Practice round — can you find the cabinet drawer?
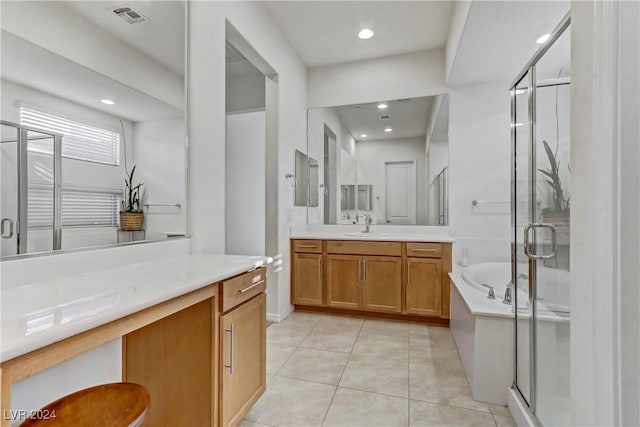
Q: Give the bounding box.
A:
[222,268,266,312]
[406,242,442,258]
[326,240,401,256]
[293,240,323,253]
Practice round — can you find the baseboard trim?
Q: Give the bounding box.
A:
[266,305,294,323]
[294,305,449,325]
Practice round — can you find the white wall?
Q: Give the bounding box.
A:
[308,49,446,108]
[448,82,511,268]
[189,2,307,321]
[356,137,427,225]
[225,111,266,256]
[133,118,187,241]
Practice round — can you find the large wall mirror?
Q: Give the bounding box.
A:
[306,95,449,226]
[0,1,187,258]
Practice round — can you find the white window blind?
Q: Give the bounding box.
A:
[20,106,121,166]
[28,187,121,228]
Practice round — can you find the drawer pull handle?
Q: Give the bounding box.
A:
[238,280,265,294]
[298,244,318,248]
[225,324,234,374]
[412,248,438,252]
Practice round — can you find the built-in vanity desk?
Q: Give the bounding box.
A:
[0,255,268,427]
[290,230,454,324]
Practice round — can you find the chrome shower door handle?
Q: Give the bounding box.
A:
[1,218,14,238]
[523,223,557,260]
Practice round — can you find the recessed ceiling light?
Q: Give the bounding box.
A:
[384,127,393,132]
[536,33,551,44]
[101,99,115,105]
[358,29,374,40]
[377,103,388,110]
[360,134,368,138]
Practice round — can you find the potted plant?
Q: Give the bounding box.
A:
[538,139,570,226]
[120,165,145,231]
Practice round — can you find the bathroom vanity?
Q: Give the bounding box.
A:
[0,255,268,427]
[291,235,453,323]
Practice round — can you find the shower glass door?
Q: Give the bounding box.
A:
[1,123,20,257]
[0,121,61,257]
[511,13,571,427]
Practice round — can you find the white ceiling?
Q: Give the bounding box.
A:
[448,1,570,86]
[333,96,434,142]
[263,1,454,67]
[1,31,184,122]
[63,1,185,76]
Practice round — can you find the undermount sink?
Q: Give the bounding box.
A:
[343,232,387,238]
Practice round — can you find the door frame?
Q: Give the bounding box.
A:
[384,160,417,224]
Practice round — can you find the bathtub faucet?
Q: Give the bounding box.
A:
[503,283,512,305]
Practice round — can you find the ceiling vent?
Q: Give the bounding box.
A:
[379,115,390,120]
[113,6,148,24]
[225,41,247,64]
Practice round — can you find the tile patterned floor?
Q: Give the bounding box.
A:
[243,311,516,427]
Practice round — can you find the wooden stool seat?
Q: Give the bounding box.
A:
[19,382,150,427]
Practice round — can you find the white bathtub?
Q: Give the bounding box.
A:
[461,261,570,314]
[450,262,570,409]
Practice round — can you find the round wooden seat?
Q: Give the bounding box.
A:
[19,382,150,427]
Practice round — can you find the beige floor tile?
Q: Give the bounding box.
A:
[301,326,361,353]
[410,400,495,427]
[409,363,490,413]
[340,354,409,398]
[489,404,511,416]
[352,332,409,361]
[278,347,349,385]
[315,314,364,331]
[246,376,336,427]
[360,318,410,338]
[267,321,315,346]
[409,323,451,339]
[266,343,296,375]
[493,414,516,427]
[323,387,409,427]
[409,335,463,369]
[282,311,325,327]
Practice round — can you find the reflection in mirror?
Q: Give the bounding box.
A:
[309,157,319,207]
[307,95,449,226]
[0,1,187,258]
[294,149,308,207]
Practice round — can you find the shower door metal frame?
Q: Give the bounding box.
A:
[509,11,571,425]
[1,120,63,255]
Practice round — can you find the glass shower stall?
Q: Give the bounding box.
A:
[510,13,571,426]
[0,120,61,257]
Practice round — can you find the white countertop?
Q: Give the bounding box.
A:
[1,254,270,362]
[290,225,455,243]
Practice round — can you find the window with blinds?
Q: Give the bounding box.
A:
[20,106,121,166]
[28,187,121,228]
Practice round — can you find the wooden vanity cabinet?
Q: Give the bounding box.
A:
[291,238,452,322]
[219,268,267,427]
[406,257,442,316]
[326,254,362,309]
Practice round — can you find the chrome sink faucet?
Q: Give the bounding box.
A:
[362,214,373,233]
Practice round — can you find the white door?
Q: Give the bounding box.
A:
[385,161,416,224]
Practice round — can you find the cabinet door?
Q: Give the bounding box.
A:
[221,293,266,427]
[362,256,402,313]
[406,257,442,316]
[326,254,362,309]
[293,253,323,306]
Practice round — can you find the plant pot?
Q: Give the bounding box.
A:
[120,212,144,231]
